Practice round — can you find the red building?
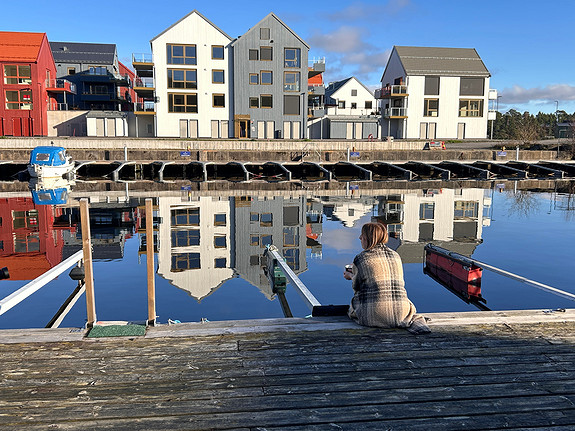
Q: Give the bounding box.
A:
[0,31,74,136]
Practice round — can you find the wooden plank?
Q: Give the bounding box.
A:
[79,199,96,326]
[145,198,156,325]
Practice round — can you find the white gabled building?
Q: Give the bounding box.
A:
[149,10,233,138]
[376,46,497,140]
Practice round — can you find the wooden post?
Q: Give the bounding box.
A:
[80,199,96,327]
[146,198,156,326]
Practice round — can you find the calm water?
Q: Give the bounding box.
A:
[1,182,574,329]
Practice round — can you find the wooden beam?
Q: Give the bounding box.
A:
[80,199,96,326]
[146,198,156,326]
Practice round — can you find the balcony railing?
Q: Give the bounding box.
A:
[134,78,154,88]
[135,102,155,112]
[46,79,76,94]
[383,107,407,118]
[133,53,153,63]
[47,103,70,111]
[375,85,408,99]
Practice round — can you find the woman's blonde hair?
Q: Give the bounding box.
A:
[361,222,388,249]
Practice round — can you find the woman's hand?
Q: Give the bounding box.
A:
[343,267,353,280]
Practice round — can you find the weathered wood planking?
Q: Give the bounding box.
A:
[0,310,574,430]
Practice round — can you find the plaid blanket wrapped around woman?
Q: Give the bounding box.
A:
[348,244,430,334]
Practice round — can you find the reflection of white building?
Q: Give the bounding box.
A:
[321,196,376,228]
[233,196,307,298]
[155,195,234,301]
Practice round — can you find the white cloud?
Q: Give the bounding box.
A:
[501,84,575,104]
[308,26,369,54]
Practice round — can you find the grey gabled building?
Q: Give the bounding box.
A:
[231,13,309,139]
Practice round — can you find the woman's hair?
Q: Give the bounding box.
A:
[361,222,388,249]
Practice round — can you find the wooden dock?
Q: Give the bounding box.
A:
[1,309,574,430]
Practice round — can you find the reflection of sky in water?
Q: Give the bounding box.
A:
[1,188,574,329]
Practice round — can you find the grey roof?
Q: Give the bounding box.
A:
[151,9,232,43]
[231,13,310,49]
[50,41,116,65]
[393,46,490,77]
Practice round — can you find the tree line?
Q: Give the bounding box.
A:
[492,109,575,141]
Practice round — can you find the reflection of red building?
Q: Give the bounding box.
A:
[0,198,73,280]
[0,31,73,136]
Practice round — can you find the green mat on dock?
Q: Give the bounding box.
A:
[87,324,146,338]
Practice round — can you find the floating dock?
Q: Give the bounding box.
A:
[0,309,574,430]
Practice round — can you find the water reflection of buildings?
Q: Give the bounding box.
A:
[154,195,235,301]
[0,197,73,280]
[320,196,376,227]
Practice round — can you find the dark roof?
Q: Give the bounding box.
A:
[50,41,116,65]
[393,46,490,77]
[325,78,352,105]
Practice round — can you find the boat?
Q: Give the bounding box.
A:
[27,146,75,179]
[29,176,74,205]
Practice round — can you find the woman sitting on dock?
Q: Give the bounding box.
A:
[343,222,430,334]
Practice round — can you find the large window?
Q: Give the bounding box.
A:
[419,203,435,220]
[284,48,301,67]
[460,77,484,96]
[168,93,198,113]
[260,71,272,85]
[171,252,200,271]
[424,99,439,117]
[261,95,273,108]
[167,44,196,65]
[284,95,300,115]
[167,69,197,89]
[212,70,224,84]
[171,230,200,247]
[212,45,224,60]
[212,94,225,108]
[5,90,32,110]
[424,76,440,95]
[284,72,300,92]
[454,201,479,218]
[459,99,483,117]
[171,208,199,226]
[260,46,273,61]
[4,65,31,84]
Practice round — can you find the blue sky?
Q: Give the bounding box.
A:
[4,0,574,114]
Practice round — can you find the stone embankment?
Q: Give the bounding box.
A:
[0,136,568,162]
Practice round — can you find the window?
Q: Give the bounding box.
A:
[249,255,260,266]
[171,208,199,226]
[167,44,196,65]
[214,258,227,268]
[284,71,300,91]
[425,76,440,95]
[249,49,259,60]
[419,203,435,220]
[168,93,198,113]
[338,101,345,109]
[351,89,357,96]
[283,248,300,270]
[88,66,107,75]
[365,101,372,110]
[212,94,225,108]
[284,48,300,67]
[167,69,197,89]
[171,229,200,247]
[214,214,226,226]
[454,201,479,218]
[249,73,259,85]
[5,90,32,110]
[212,70,224,84]
[67,67,76,75]
[261,234,272,247]
[260,46,273,61]
[250,234,260,246]
[261,94,273,108]
[260,71,272,85]
[284,95,300,115]
[260,28,270,40]
[460,78,484,96]
[351,103,357,109]
[250,212,259,222]
[212,45,224,59]
[459,99,483,117]
[424,99,439,117]
[12,210,38,229]
[214,235,227,248]
[283,227,299,247]
[4,65,31,84]
[260,213,273,227]
[249,97,259,108]
[171,252,200,271]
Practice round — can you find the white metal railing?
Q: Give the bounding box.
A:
[0,250,84,316]
[384,107,407,117]
[488,89,498,99]
[47,103,69,111]
[133,53,153,63]
[135,102,155,112]
[135,78,154,88]
[308,57,325,65]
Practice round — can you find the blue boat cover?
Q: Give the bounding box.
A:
[29,146,68,166]
[31,188,68,205]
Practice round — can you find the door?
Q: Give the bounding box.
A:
[355,122,363,139]
[457,123,465,139]
[266,121,274,138]
[257,121,265,139]
[221,121,228,138]
[429,122,436,139]
[179,120,188,138]
[293,121,301,139]
[283,122,291,139]
[211,120,219,138]
[346,123,353,139]
[419,122,428,139]
[106,118,116,137]
[96,118,105,137]
[189,120,198,138]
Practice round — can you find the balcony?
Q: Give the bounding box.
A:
[132,53,154,78]
[134,78,155,98]
[383,107,407,118]
[47,103,71,111]
[134,101,155,115]
[375,85,408,99]
[308,57,325,78]
[308,85,325,96]
[46,79,76,94]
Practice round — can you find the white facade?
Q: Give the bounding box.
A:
[379,47,494,140]
[151,11,233,138]
[326,77,377,116]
